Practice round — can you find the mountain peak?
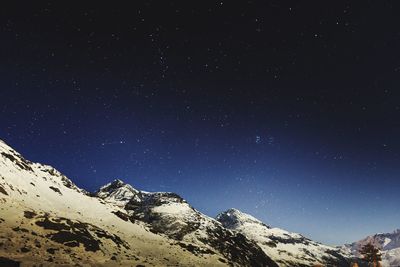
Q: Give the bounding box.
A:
[98,179,131,191]
[216,208,269,229]
[110,178,126,186]
[392,229,400,234]
[95,179,140,205]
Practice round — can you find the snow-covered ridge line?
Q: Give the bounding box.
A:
[5,137,400,266]
[216,208,352,266]
[0,138,278,266]
[0,139,87,195]
[4,138,383,266]
[94,177,354,266]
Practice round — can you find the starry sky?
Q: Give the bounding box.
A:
[1,1,400,245]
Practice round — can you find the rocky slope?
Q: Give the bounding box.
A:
[217,208,352,267]
[343,229,400,267]
[0,139,277,266]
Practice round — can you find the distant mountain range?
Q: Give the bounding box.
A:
[0,139,397,266]
[343,229,400,267]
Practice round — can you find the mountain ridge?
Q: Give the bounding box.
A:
[0,138,381,266]
[0,139,277,266]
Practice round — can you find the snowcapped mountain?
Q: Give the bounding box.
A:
[344,230,400,267]
[3,138,375,266]
[0,139,277,266]
[217,208,352,267]
[95,179,141,206]
[94,179,277,266]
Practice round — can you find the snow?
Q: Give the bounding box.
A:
[381,247,400,267]
[152,202,192,215]
[217,208,350,266]
[344,229,400,267]
[222,208,267,225]
[0,139,228,266]
[8,138,395,266]
[383,237,392,248]
[96,179,140,202]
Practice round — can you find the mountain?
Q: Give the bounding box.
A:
[217,208,352,267]
[343,229,400,267]
[1,138,368,266]
[94,179,278,266]
[0,139,277,266]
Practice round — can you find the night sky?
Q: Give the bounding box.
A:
[2,1,400,245]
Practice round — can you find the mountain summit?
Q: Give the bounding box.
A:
[95,179,141,206]
[216,208,271,229]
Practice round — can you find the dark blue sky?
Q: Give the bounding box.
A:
[1,1,400,244]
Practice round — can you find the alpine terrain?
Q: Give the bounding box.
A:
[343,229,400,267]
[0,139,361,266]
[217,209,351,267]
